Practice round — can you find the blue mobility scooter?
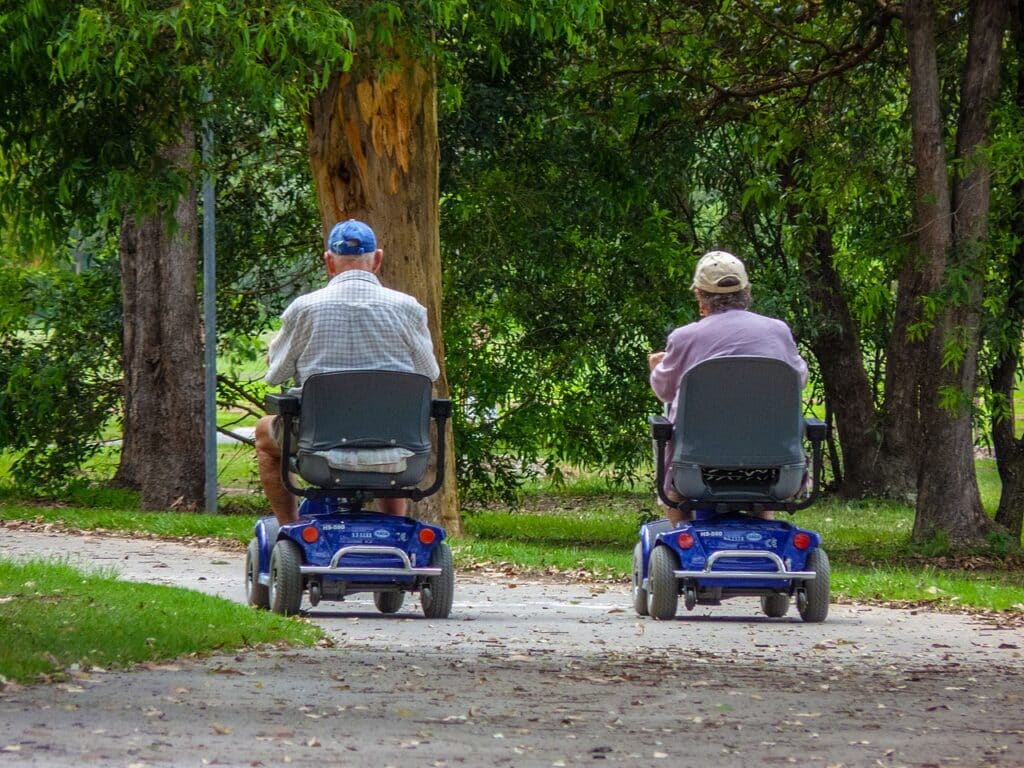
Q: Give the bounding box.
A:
[245,370,454,618]
[634,356,830,622]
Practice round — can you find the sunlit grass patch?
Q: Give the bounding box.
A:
[834,564,1024,611]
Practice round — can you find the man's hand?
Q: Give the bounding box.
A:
[648,351,666,371]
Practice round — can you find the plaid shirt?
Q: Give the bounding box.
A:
[266,270,439,387]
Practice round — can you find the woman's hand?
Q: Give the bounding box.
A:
[648,351,666,371]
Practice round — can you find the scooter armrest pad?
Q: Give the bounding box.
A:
[266,393,301,417]
[804,417,827,442]
[649,414,673,442]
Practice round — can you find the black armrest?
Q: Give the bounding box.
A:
[265,392,301,417]
[431,398,452,419]
[649,414,673,442]
[804,417,827,441]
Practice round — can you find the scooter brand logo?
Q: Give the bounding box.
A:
[373,529,391,539]
[745,532,763,542]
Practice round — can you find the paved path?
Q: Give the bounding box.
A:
[1,528,1022,767]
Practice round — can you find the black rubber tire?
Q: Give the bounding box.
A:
[420,542,454,619]
[760,592,789,618]
[798,548,830,623]
[632,542,649,616]
[646,545,679,620]
[374,590,405,614]
[269,539,304,616]
[245,537,270,609]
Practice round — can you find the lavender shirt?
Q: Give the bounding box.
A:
[650,309,808,423]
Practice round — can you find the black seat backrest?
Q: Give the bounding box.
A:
[296,370,432,454]
[291,370,433,490]
[671,356,805,502]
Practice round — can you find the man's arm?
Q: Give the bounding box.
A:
[407,304,440,381]
[265,305,305,386]
[778,321,809,388]
[649,328,689,404]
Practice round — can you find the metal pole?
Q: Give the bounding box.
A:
[202,98,218,514]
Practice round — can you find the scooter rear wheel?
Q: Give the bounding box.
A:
[269,539,304,616]
[421,542,454,619]
[646,545,679,620]
[798,548,830,623]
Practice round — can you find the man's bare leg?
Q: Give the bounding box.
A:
[255,415,298,525]
[663,486,694,526]
[663,504,694,527]
[377,497,408,516]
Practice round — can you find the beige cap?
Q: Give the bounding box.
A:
[691,251,750,294]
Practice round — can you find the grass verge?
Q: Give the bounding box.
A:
[0,558,321,685]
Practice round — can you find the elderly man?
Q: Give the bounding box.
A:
[254,219,439,524]
[648,250,808,524]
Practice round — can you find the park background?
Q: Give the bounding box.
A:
[2,0,1024,658]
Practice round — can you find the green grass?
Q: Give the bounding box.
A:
[0,558,321,684]
[834,564,1024,611]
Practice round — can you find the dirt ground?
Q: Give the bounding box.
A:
[1,527,1023,767]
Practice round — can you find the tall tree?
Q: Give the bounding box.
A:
[114,128,204,508]
[306,53,458,529]
[905,0,1009,543]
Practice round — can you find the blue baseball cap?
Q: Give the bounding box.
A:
[327,219,377,256]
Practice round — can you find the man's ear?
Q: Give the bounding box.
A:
[370,249,384,273]
[323,251,338,277]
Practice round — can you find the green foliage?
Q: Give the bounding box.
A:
[0,0,357,250]
[0,256,122,490]
[438,0,912,501]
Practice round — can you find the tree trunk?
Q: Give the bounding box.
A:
[305,55,461,534]
[801,227,883,497]
[990,0,1024,543]
[116,126,205,511]
[992,354,1024,540]
[880,0,955,506]
[909,0,1007,543]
